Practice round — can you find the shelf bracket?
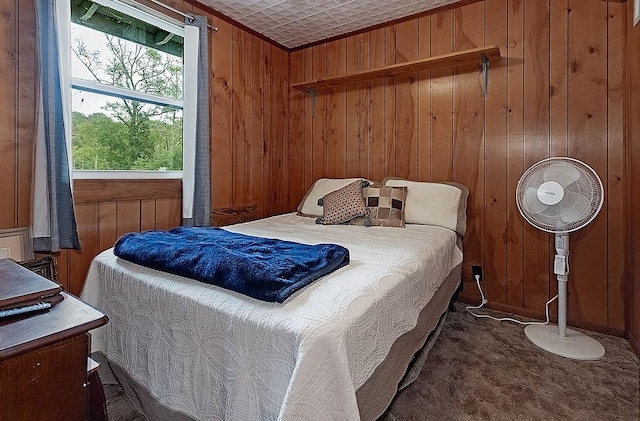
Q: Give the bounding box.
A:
[303,88,316,114]
[481,53,490,99]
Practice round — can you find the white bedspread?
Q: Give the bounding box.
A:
[81,213,463,421]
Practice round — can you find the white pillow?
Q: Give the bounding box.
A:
[297,178,370,217]
[383,179,467,235]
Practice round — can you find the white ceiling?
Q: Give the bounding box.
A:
[193,0,462,49]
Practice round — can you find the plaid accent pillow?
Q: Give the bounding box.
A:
[315,180,370,225]
[350,186,407,228]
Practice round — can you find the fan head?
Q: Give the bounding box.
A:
[516,157,604,233]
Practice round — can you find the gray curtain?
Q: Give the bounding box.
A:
[33,0,80,251]
[183,15,211,227]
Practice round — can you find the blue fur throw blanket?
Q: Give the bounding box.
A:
[113,227,350,303]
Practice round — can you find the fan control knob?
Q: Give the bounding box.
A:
[537,181,564,205]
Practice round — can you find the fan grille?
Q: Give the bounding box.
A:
[516,157,604,233]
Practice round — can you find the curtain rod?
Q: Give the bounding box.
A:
[145,0,218,31]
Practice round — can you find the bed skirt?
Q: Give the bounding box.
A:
[95,261,462,421]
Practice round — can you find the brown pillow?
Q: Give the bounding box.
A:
[315,180,370,225]
[350,186,407,228]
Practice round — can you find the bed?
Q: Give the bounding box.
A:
[80,179,468,421]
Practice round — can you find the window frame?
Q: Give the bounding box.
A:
[69,0,188,179]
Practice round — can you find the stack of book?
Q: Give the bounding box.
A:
[0,258,63,322]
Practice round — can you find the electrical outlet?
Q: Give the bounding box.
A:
[472,265,482,280]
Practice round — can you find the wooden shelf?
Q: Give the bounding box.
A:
[291,45,501,92]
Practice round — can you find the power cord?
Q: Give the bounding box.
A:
[465,274,558,326]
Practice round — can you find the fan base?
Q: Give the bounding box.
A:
[524,324,605,360]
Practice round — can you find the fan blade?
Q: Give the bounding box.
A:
[523,187,548,215]
[544,163,581,188]
[559,191,591,223]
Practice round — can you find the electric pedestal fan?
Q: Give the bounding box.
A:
[516,157,605,360]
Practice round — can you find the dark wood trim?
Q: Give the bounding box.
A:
[458,297,627,338]
[73,179,182,203]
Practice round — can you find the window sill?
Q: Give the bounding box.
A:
[73,170,182,180]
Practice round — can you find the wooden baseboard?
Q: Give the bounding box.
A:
[457,295,626,338]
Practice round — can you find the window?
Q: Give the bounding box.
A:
[70,0,186,178]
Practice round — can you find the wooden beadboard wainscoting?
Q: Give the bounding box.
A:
[288,0,626,335]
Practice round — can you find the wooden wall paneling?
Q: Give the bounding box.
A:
[16,0,35,228]
[567,0,609,326]
[140,199,156,231]
[271,45,285,214]
[155,197,181,229]
[262,43,273,216]
[326,39,348,178]
[69,203,99,296]
[98,202,118,253]
[281,49,296,212]
[484,0,509,305]
[302,48,314,190]
[311,44,327,183]
[289,49,305,210]
[627,0,640,355]
[358,33,371,179]
[56,250,70,292]
[522,0,551,313]
[232,26,247,207]
[0,0,17,228]
[506,0,525,309]
[345,35,361,178]
[281,47,290,212]
[548,0,569,311]
[384,26,396,177]
[244,32,254,210]
[430,11,454,182]
[251,38,266,218]
[606,2,626,330]
[393,20,419,180]
[211,19,234,209]
[453,2,485,301]
[116,201,141,237]
[368,29,386,182]
[549,1,569,158]
[417,16,432,182]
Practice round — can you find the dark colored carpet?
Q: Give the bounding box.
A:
[104,303,639,420]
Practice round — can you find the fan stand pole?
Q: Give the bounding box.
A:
[524,233,605,360]
[557,233,568,339]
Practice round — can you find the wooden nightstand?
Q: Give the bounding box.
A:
[0,261,108,420]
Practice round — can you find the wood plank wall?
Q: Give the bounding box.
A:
[626,0,640,355]
[288,0,627,335]
[0,0,35,232]
[2,0,290,296]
